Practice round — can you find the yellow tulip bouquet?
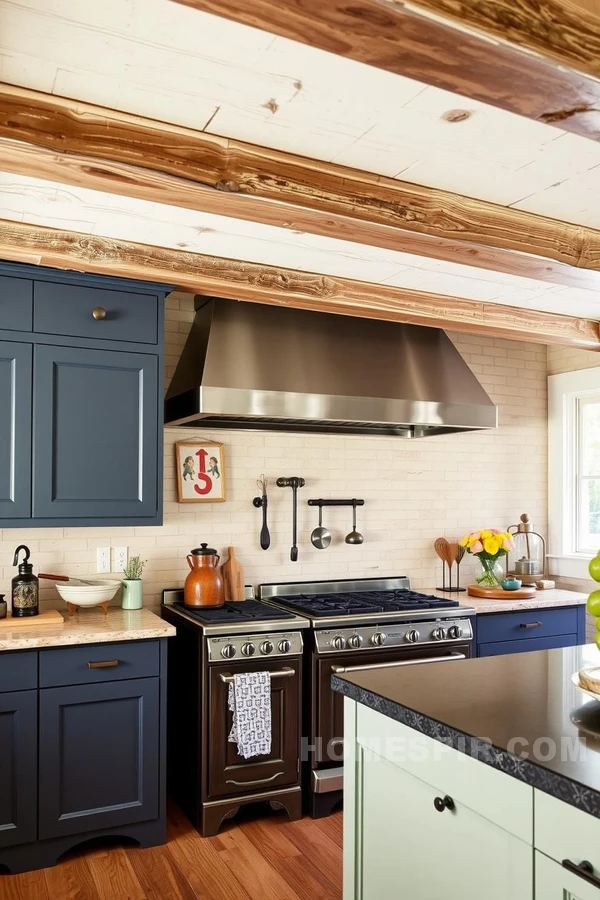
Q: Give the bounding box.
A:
[460,529,514,587]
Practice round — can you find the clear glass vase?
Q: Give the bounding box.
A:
[475,556,505,587]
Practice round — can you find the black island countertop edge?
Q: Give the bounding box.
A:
[332,669,600,819]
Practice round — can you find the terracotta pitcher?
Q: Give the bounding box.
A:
[184,544,225,607]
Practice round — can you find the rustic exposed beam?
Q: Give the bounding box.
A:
[172,0,600,142]
[1,86,600,293]
[0,218,597,349]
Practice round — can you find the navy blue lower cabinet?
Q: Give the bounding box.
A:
[38,678,160,840]
[0,691,37,849]
[475,605,586,657]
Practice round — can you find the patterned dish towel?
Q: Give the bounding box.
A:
[228,671,272,759]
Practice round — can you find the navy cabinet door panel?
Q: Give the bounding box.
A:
[0,691,37,848]
[39,678,159,839]
[476,608,579,644]
[0,341,32,518]
[34,282,158,344]
[0,277,33,332]
[0,652,37,693]
[478,634,578,657]
[33,344,158,519]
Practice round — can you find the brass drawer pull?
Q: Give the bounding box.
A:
[92,306,107,320]
[88,659,119,669]
[226,772,284,787]
[219,667,295,684]
[519,621,542,629]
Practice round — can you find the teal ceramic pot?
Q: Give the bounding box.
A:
[121,579,143,609]
[501,577,522,591]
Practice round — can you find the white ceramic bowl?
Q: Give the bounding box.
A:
[55,580,121,608]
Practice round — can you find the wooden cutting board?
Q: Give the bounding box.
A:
[467,584,536,599]
[222,547,245,601]
[0,609,64,628]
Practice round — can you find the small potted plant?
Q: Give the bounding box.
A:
[121,556,146,610]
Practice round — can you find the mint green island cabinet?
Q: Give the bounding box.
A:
[334,644,600,900]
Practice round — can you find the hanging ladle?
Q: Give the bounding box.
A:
[311,506,332,550]
[345,500,364,545]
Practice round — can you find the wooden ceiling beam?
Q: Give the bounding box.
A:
[172,0,600,142]
[0,218,597,349]
[1,85,600,293]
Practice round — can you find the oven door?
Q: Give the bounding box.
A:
[313,643,471,766]
[207,657,301,798]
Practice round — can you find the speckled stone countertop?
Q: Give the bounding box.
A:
[0,607,175,651]
[422,586,588,614]
[333,643,600,818]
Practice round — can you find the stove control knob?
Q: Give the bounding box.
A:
[241,642,256,657]
[370,632,387,647]
[332,635,346,651]
[348,634,363,649]
[260,640,274,655]
[405,629,420,644]
[221,643,237,659]
[447,625,463,640]
[278,639,292,653]
[432,627,446,641]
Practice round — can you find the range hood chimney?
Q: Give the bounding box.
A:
[164,298,497,437]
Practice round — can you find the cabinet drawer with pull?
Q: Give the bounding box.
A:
[536,850,600,899]
[535,790,600,878]
[40,640,160,687]
[34,282,159,345]
[477,607,579,645]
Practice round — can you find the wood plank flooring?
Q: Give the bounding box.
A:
[0,804,343,900]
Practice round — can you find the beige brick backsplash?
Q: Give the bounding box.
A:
[547,346,600,375]
[0,294,552,609]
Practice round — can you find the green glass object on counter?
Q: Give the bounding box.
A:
[12,544,39,617]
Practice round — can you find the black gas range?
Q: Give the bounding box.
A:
[258,576,475,818]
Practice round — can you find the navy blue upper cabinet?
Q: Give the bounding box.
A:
[33,345,159,520]
[0,262,168,528]
[0,276,33,332]
[0,341,33,519]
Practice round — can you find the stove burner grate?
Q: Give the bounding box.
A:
[272,589,460,617]
[173,600,296,624]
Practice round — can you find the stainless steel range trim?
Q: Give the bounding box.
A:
[207,632,304,662]
[219,667,296,683]
[259,576,412,597]
[331,652,466,674]
[313,768,344,794]
[313,618,473,652]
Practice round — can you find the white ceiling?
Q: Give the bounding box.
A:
[4,170,600,318]
[1,0,600,322]
[2,0,600,224]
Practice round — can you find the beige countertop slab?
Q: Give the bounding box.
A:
[423,587,589,614]
[0,607,175,651]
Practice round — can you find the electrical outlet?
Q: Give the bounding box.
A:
[113,546,128,572]
[96,547,111,574]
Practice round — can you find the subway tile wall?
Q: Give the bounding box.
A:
[547,345,600,376]
[0,293,548,609]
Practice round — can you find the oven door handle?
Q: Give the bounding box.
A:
[219,667,295,684]
[331,652,466,674]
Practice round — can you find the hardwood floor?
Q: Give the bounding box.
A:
[0,805,343,900]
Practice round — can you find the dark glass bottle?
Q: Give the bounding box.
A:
[12,545,39,617]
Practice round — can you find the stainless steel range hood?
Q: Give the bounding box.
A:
[164,298,497,437]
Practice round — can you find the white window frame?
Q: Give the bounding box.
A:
[548,365,600,578]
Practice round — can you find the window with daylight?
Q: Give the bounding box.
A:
[548,367,600,578]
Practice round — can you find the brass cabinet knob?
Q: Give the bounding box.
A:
[92,307,107,320]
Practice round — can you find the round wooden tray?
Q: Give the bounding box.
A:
[467,584,536,599]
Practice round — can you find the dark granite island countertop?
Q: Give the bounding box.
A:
[332,643,600,818]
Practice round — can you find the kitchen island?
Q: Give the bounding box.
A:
[333,643,600,899]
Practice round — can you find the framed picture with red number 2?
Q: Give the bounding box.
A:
[175,439,226,503]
